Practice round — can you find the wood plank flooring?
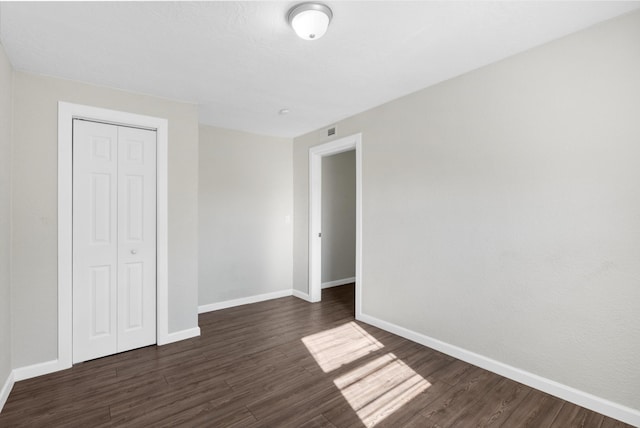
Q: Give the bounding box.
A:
[0,284,632,427]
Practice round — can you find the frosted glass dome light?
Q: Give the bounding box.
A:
[288,3,333,41]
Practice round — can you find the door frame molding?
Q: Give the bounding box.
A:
[58,101,169,369]
[308,133,363,319]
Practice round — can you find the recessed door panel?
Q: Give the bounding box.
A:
[91,173,112,244]
[91,136,112,161]
[73,120,156,363]
[123,262,143,331]
[125,175,144,242]
[124,139,144,164]
[90,265,112,337]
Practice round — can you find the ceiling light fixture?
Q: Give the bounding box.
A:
[288,3,333,41]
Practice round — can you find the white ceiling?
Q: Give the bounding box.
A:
[1,1,639,138]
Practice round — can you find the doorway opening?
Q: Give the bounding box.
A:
[321,149,356,308]
[308,133,362,319]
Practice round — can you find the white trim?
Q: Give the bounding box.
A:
[58,102,170,369]
[358,312,640,427]
[354,138,363,320]
[309,150,322,303]
[309,134,363,319]
[0,371,14,412]
[12,359,61,382]
[159,327,201,345]
[293,289,313,302]
[198,289,293,313]
[322,277,356,289]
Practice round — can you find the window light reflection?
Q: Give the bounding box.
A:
[334,353,431,427]
[301,321,383,373]
[302,322,431,427]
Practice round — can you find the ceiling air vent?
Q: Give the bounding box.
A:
[327,127,336,136]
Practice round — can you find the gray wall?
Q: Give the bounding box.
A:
[321,150,356,284]
[293,11,640,410]
[199,125,293,305]
[0,42,12,393]
[11,72,199,368]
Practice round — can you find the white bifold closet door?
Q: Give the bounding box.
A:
[72,119,157,364]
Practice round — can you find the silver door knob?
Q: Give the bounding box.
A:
[131,249,137,255]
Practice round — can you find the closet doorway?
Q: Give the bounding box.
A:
[56,102,170,374]
[72,119,157,363]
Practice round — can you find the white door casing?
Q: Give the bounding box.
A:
[72,119,156,363]
[308,133,363,318]
[54,102,170,378]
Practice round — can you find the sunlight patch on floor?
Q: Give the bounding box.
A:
[302,322,430,427]
[301,321,384,373]
[334,353,431,427]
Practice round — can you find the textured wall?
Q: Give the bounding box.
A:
[199,125,293,305]
[293,11,640,410]
[321,150,356,284]
[11,72,199,367]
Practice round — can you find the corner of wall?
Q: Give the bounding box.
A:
[0,371,14,413]
[0,38,15,414]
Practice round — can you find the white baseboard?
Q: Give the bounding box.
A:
[198,289,293,314]
[13,359,64,382]
[322,277,356,289]
[0,370,14,413]
[5,330,200,404]
[358,312,640,427]
[158,327,201,345]
[292,289,312,302]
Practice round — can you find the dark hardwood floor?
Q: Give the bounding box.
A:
[0,284,631,427]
